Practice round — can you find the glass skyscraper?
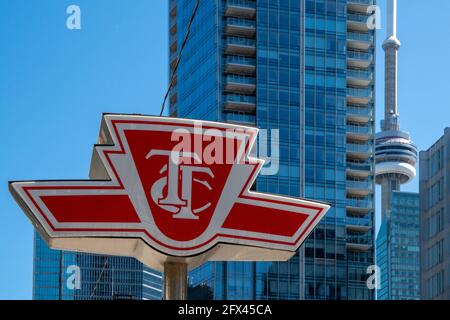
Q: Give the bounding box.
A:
[376,191,420,300]
[33,232,163,300]
[169,0,375,299]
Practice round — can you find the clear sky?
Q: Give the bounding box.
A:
[1,0,449,299]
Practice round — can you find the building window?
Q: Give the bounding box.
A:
[429,148,443,177]
[425,240,444,270]
[426,209,444,239]
[426,270,445,299]
[428,179,444,209]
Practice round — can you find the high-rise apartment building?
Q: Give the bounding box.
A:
[419,128,450,300]
[33,232,163,300]
[376,191,420,300]
[169,0,376,299]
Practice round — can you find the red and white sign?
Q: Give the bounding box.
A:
[10,114,329,270]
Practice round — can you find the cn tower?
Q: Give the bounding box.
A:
[375,0,417,218]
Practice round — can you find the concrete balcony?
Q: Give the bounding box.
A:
[348,0,374,14]
[347,243,372,251]
[169,0,177,13]
[347,69,373,87]
[347,13,370,32]
[347,105,372,123]
[346,161,372,179]
[347,32,373,50]
[224,75,256,94]
[346,197,372,215]
[346,179,372,197]
[169,92,177,105]
[346,216,372,233]
[347,50,373,69]
[224,56,256,75]
[169,17,177,35]
[170,39,177,55]
[169,56,178,74]
[224,0,256,19]
[224,17,256,37]
[346,124,373,141]
[346,143,372,161]
[223,94,256,113]
[347,87,373,105]
[224,37,256,57]
[346,235,372,251]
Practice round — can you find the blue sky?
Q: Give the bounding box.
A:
[1,0,449,299]
[373,0,450,235]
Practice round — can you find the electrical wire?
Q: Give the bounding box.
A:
[160,0,200,116]
[88,0,200,299]
[89,256,109,299]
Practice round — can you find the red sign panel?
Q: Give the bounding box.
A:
[10,114,329,268]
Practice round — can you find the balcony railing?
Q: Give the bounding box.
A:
[223,112,256,125]
[347,124,373,136]
[346,198,373,209]
[225,75,256,85]
[224,75,256,94]
[347,105,372,118]
[347,32,373,43]
[223,94,256,113]
[226,0,256,9]
[226,56,256,66]
[226,17,256,28]
[347,162,372,172]
[347,69,373,80]
[347,87,373,102]
[346,179,372,190]
[347,13,370,24]
[347,235,372,245]
[346,216,372,228]
[224,94,256,104]
[225,36,256,47]
[224,17,256,37]
[348,0,373,5]
[347,50,372,61]
[224,37,256,56]
[347,143,371,154]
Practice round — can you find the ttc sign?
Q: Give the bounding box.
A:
[10,114,329,270]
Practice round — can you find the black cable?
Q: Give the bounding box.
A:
[90,256,109,298]
[160,0,200,116]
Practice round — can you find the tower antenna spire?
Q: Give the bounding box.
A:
[383,0,401,130]
[375,0,417,218]
[387,0,398,39]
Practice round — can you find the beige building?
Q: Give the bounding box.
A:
[419,127,450,299]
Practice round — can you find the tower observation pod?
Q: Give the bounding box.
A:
[375,0,417,218]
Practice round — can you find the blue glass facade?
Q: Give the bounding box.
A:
[33,232,163,300]
[376,191,420,300]
[170,0,375,300]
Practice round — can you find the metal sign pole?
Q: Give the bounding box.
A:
[164,262,188,300]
